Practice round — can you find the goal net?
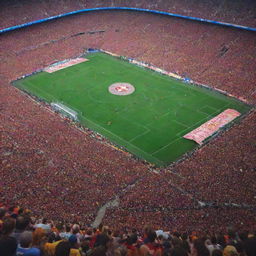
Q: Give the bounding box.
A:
[51,102,78,121]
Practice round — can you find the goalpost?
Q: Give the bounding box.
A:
[51,102,78,121]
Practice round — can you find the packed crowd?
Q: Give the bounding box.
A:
[103,164,256,232]
[1,11,255,104]
[1,0,256,243]
[1,205,256,256]
[1,0,256,30]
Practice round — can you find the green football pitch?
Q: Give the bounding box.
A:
[14,52,250,166]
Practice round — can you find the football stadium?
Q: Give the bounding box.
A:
[0,1,256,255]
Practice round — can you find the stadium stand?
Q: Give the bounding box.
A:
[0,0,256,251]
[1,0,256,29]
[0,205,256,256]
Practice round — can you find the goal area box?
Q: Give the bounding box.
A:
[51,102,78,121]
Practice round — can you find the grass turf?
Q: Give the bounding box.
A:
[14,52,251,166]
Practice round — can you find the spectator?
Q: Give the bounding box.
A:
[0,217,17,256]
[92,233,112,255]
[216,234,226,250]
[12,215,30,244]
[227,230,239,247]
[193,239,210,256]
[162,237,172,256]
[16,231,40,256]
[223,245,238,256]
[43,232,63,256]
[171,237,183,249]
[211,249,222,256]
[35,218,51,231]
[0,208,7,232]
[205,239,215,256]
[170,247,189,256]
[243,232,256,256]
[32,228,47,250]
[59,224,72,240]
[124,233,139,256]
[139,230,162,256]
[170,236,188,256]
[88,245,108,256]
[55,241,71,256]
[210,236,221,251]
[68,234,81,256]
[181,233,191,254]
[71,224,83,244]
[114,245,128,256]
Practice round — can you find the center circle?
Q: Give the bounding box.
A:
[108,83,135,96]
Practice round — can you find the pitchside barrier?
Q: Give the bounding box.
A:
[0,7,256,34]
